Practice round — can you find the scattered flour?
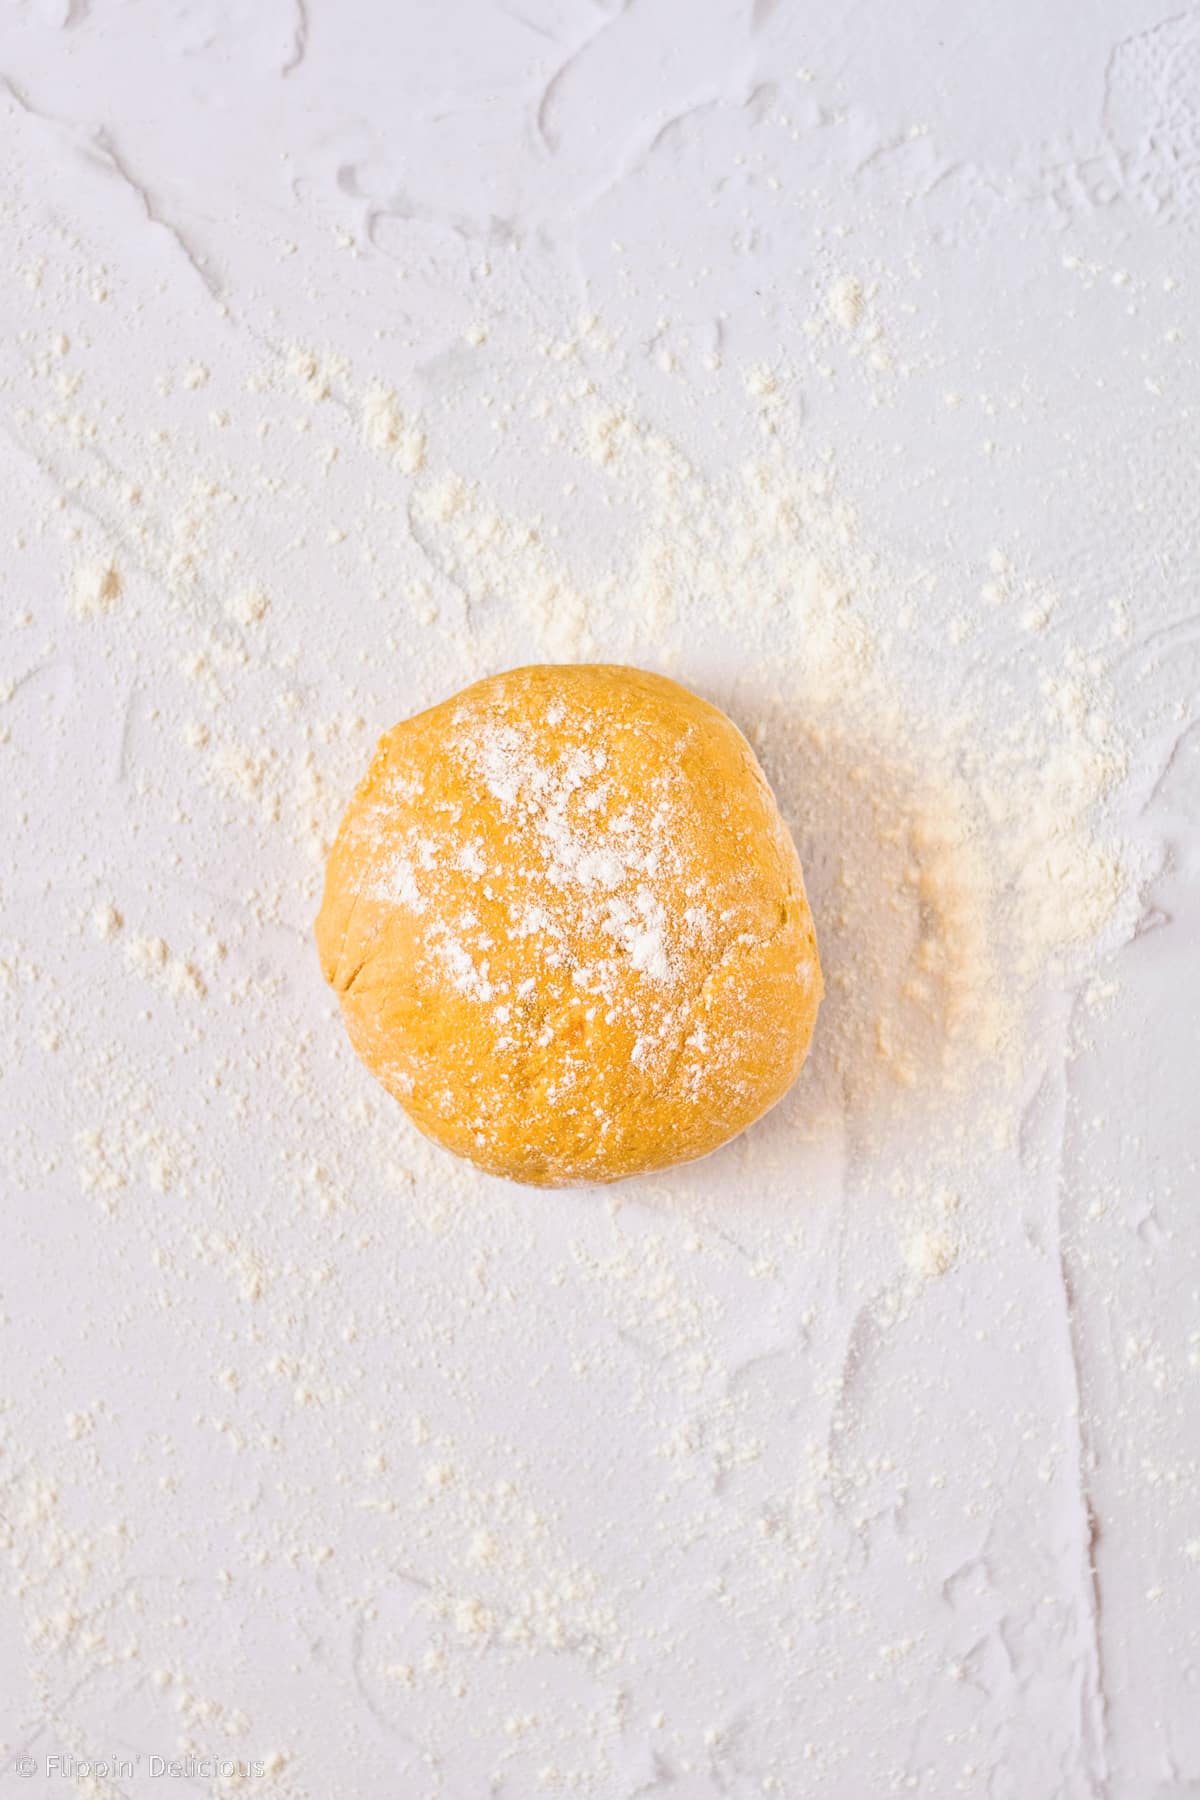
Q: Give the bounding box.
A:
[89,901,122,940]
[225,584,271,627]
[905,1227,959,1280]
[362,383,427,473]
[70,557,122,618]
[826,274,865,332]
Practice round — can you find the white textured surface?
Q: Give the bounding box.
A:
[1,3,1199,1797]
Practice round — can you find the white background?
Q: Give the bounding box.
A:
[1,2,1198,1797]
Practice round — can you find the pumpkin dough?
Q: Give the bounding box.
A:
[315,664,822,1186]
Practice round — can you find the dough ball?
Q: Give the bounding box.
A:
[316,664,822,1186]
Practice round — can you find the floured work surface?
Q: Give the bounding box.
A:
[0,2,1197,1795]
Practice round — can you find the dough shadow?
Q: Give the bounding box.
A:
[705,686,1006,1182]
